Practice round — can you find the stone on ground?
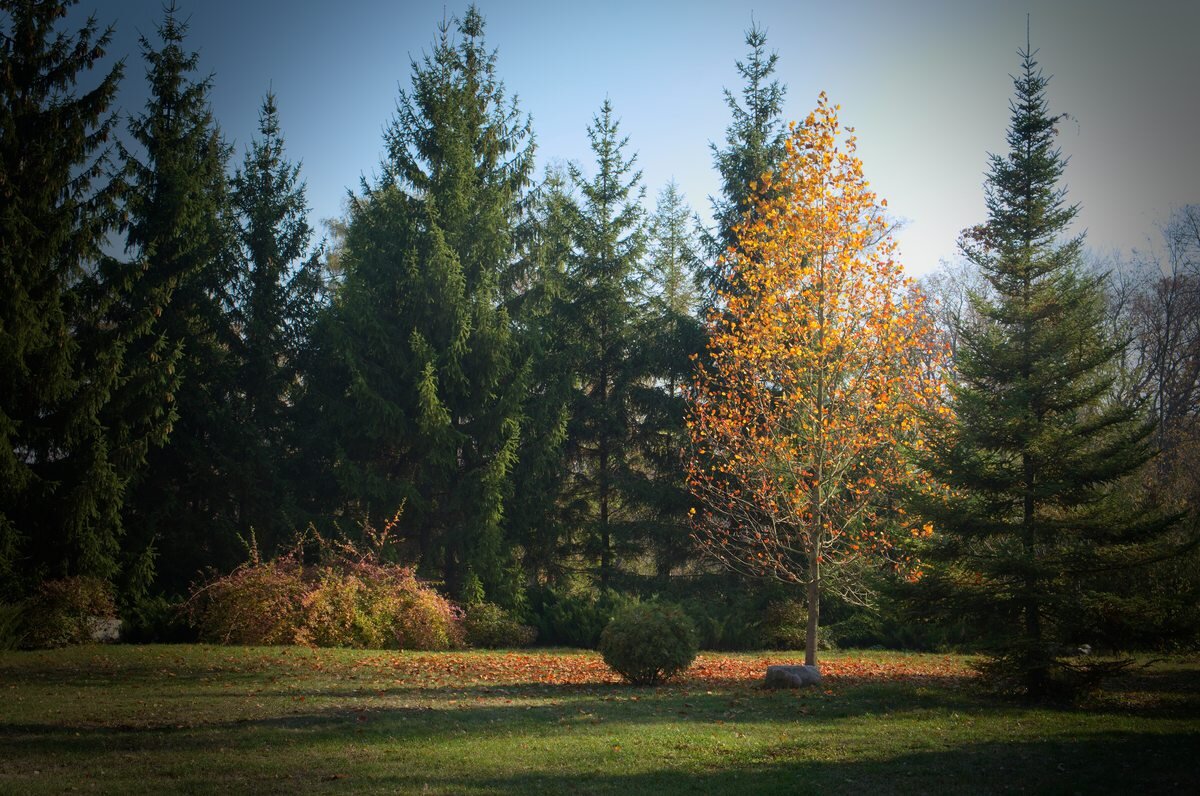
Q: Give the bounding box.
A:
[763,664,821,688]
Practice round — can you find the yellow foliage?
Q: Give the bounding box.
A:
[686,92,950,587]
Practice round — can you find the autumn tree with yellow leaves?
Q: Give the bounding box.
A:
[686,94,948,668]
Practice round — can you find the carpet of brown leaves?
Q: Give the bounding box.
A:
[332,650,974,689]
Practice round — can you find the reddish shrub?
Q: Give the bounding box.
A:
[188,515,462,650]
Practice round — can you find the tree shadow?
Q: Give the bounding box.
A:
[0,668,1171,759]
[362,731,1200,795]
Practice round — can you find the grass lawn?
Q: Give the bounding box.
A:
[1,645,1196,794]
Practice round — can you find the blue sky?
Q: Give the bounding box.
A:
[76,0,1199,275]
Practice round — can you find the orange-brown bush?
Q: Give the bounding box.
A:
[187,515,462,650]
[189,555,307,645]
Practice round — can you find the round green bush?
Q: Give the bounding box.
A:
[599,602,698,685]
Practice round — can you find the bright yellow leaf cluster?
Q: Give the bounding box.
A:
[686,93,950,589]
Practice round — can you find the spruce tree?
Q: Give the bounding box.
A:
[0,0,172,595]
[504,167,577,584]
[634,181,704,576]
[644,182,702,321]
[119,4,242,595]
[703,22,787,304]
[317,6,531,597]
[913,39,1177,697]
[564,100,647,588]
[229,92,323,554]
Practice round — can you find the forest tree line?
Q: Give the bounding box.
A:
[3,1,1197,660]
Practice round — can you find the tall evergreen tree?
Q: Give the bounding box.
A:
[119,4,242,595]
[0,0,173,596]
[703,22,787,304]
[315,6,532,597]
[634,181,704,576]
[504,167,577,584]
[229,92,323,554]
[913,38,1178,697]
[564,100,647,589]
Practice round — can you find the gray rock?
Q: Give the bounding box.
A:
[88,617,121,643]
[763,664,821,689]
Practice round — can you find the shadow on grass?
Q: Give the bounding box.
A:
[0,669,1176,759]
[361,731,1200,795]
[0,672,992,764]
[1100,664,1200,695]
[0,647,299,685]
[6,726,1181,795]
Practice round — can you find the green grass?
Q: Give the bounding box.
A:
[1,645,1196,794]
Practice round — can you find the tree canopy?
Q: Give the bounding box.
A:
[687,94,946,666]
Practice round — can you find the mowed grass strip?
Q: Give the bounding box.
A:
[0,646,1196,794]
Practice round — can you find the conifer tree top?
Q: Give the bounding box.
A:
[966,36,1081,284]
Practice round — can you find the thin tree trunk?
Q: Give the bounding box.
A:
[808,249,825,669]
[805,570,820,667]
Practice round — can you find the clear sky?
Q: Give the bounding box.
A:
[74,0,1199,276]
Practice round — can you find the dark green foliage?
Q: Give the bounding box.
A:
[632,181,705,576]
[762,598,813,651]
[847,580,984,652]
[913,40,1182,698]
[0,0,173,598]
[22,575,117,648]
[229,92,324,555]
[972,643,1141,704]
[525,585,636,649]
[463,601,536,648]
[679,593,837,652]
[599,601,698,684]
[311,6,531,597]
[118,5,242,596]
[120,595,195,644]
[703,22,787,303]
[0,603,25,650]
[503,168,577,583]
[645,572,780,650]
[760,599,806,650]
[821,612,884,650]
[623,574,809,651]
[1068,589,1200,653]
[563,100,647,588]
[674,592,767,651]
